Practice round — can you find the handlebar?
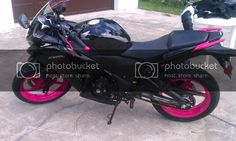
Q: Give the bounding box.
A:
[58,20,91,52]
[69,31,87,48]
[57,23,91,53]
[69,31,92,53]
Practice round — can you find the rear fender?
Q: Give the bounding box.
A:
[162,44,236,78]
[202,45,236,78]
[203,45,236,56]
[214,56,233,78]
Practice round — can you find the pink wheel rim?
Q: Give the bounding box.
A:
[20,76,69,102]
[161,78,211,118]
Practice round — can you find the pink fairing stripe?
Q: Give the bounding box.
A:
[193,39,225,51]
[66,38,74,50]
[200,27,222,32]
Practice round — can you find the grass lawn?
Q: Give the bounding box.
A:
[139,0,185,15]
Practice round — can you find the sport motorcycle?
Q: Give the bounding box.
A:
[13,0,236,124]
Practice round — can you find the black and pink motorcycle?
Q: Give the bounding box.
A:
[12,0,236,124]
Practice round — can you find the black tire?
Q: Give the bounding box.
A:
[153,69,220,122]
[12,71,71,104]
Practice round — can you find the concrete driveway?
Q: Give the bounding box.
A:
[0,9,236,141]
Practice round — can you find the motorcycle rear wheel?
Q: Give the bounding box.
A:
[153,69,220,122]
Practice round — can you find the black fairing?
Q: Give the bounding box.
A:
[79,18,132,55]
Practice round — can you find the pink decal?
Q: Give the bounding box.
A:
[193,39,225,51]
[84,46,91,53]
[200,27,222,32]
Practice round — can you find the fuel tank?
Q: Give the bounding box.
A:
[78,18,132,55]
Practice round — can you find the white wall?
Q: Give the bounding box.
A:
[114,0,139,11]
[0,0,14,32]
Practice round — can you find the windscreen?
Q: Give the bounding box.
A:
[44,0,69,15]
[32,0,69,22]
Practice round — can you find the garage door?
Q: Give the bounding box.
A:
[12,0,114,21]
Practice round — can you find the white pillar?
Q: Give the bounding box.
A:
[0,0,15,33]
[114,0,138,11]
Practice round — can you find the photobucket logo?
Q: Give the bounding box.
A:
[47,62,100,71]
[163,62,218,71]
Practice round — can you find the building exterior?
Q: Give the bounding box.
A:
[0,0,138,32]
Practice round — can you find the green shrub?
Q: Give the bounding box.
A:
[141,0,185,7]
[139,0,185,14]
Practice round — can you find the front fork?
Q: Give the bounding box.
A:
[27,54,55,93]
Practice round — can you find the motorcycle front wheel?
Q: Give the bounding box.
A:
[12,70,71,104]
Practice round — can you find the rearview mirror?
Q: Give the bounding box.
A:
[18,14,30,29]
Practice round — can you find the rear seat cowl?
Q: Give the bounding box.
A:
[168,30,209,50]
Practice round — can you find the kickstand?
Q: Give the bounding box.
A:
[107,102,120,125]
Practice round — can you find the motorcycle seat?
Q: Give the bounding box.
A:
[122,35,169,60]
[122,30,222,61]
[168,30,209,50]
